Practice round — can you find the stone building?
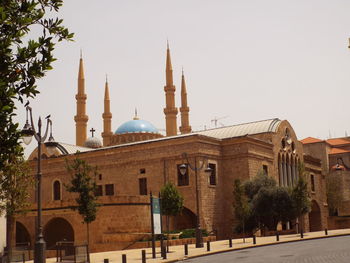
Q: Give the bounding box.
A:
[15,45,328,253]
[302,136,350,229]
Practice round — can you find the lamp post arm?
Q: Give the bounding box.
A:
[182,152,206,171]
[41,118,50,142]
[27,106,40,141]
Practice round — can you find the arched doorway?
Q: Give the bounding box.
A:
[43,218,74,249]
[309,200,322,231]
[174,207,196,230]
[16,221,31,246]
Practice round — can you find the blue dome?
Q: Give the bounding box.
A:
[115,119,159,134]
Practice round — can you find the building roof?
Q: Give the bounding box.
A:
[84,137,103,148]
[55,143,92,155]
[196,118,281,139]
[326,138,350,146]
[300,137,323,144]
[329,147,350,155]
[115,119,159,134]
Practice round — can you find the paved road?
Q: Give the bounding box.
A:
[183,236,350,263]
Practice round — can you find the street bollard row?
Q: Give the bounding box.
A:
[113,229,333,262]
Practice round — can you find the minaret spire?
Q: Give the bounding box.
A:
[102,75,113,146]
[74,53,88,146]
[163,42,178,136]
[179,69,191,134]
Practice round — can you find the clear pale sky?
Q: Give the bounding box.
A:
[16,0,350,155]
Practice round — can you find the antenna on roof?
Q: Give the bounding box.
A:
[211,116,228,128]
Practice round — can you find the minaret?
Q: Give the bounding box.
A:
[74,52,89,146]
[179,69,191,134]
[163,42,178,136]
[102,76,113,146]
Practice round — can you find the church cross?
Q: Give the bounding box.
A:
[90,127,96,137]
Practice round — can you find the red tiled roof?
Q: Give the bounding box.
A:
[329,147,350,155]
[326,138,350,146]
[300,137,323,144]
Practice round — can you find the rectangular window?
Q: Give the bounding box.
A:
[177,164,189,186]
[139,178,147,195]
[311,174,315,192]
[209,163,217,185]
[95,185,103,196]
[105,184,114,196]
[263,165,268,176]
[140,168,146,174]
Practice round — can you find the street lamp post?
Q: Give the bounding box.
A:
[22,105,57,263]
[179,153,212,248]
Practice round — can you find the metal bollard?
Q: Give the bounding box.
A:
[22,253,25,263]
[253,235,256,244]
[162,245,167,259]
[184,244,188,256]
[325,228,328,235]
[276,231,279,241]
[122,254,127,263]
[300,229,304,238]
[142,250,146,263]
[104,259,109,263]
[229,238,232,248]
[207,241,210,251]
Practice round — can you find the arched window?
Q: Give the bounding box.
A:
[53,180,61,201]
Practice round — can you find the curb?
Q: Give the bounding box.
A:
[162,232,350,262]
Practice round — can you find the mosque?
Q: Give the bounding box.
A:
[15,45,334,253]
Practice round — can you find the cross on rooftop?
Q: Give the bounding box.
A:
[90,127,96,137]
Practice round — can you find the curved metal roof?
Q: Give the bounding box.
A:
[55,143,92,155]
[197,118,281,139]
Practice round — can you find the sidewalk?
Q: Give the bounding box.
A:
[48,228,350,263]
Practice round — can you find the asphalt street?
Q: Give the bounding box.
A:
[182,235,350,263]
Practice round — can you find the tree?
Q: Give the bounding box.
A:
[0,156,33,262]
[290,175,311,232]
[160,182,183,250]
[65,158,99,256]
[0,0,73,170]
[238,171,300,234]
[232,179,251,242]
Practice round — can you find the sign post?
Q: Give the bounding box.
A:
[150,193,162,258]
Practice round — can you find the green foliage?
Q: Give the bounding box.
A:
[179,228,208,239]
[65,158,99,224]
[0,0,73,170]
[233,179,250,221]
[233,169,311,232]
[0,156,33,217]
[244,170,276,200]
[290,175,311,217]
[0,155,33,263]
[160,182,184,216]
